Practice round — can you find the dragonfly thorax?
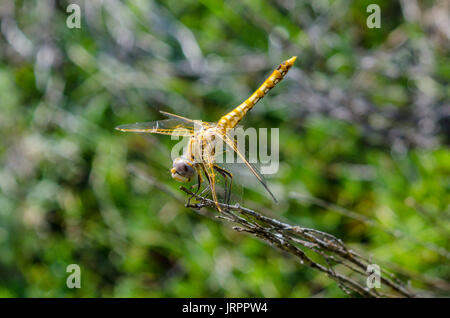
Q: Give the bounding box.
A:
[171,156,195,182]
[190,128,218,163]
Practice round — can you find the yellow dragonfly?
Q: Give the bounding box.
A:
[116,56,297,211]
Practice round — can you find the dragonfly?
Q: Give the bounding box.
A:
[116,56,297,211]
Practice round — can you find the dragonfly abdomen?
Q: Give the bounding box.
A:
[217,56,297,130]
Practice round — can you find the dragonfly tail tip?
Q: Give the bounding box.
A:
[287,56,297,65]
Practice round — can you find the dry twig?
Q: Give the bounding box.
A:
[128,164,416,297]
[180,186,416,298]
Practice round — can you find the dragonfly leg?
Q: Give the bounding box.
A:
[214,168,228,204]
[213,165,233,206]
[188,165,212,203]
[198,165,214,198]
[195,169,203,194]
[187,167,204,206]
[190,163,222,212]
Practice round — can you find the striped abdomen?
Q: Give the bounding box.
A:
[217,56,297,130]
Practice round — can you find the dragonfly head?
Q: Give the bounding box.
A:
[171,157,195,182]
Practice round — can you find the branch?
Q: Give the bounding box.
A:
[127,165,417,297]
[180,186,416,298]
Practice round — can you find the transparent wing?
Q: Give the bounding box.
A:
[160,111,215,129]
[115,118,194,136]
[200,150,222,212]
[215,129,278,203]
[159,111,195,123]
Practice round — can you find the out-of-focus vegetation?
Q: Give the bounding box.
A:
[0,0,449,297]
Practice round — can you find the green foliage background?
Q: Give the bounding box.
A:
[0,0,448,297]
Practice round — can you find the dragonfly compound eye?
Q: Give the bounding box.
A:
[171,158,195,182]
